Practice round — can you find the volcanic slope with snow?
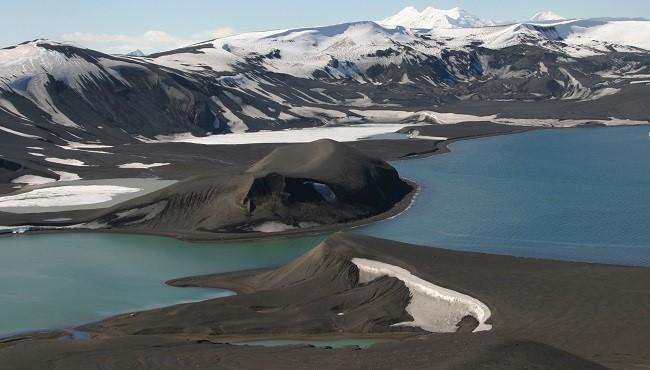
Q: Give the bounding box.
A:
[0,6,650,150]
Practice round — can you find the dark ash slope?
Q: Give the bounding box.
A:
[89,139,414,237]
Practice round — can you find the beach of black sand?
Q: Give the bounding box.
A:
[1,122,648,370]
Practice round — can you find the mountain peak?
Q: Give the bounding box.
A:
[530,11,566,22]
[126,49,146,57]
[381,5,493,29]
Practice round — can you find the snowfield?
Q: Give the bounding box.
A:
[0,185,141,208]
[352,258,492,333]
[152,124,419,145]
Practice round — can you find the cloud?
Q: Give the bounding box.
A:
[61,28,237,55]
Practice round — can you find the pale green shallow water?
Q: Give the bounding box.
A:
[2,126,650,337]
[0,233,321,336]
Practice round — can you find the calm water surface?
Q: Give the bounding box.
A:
[361,126,650,266]
[0,233,321,336]
[1,125,649,335]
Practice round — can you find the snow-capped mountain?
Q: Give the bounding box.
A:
[126,49,145,57]
[0,15,649,146]
[530,11,566,22]
[381,6,494,29]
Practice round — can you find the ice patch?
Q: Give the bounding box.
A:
[407,129,448,141]
[52,171,82,181]
[0,185,141,208]
[57,142,113,154]
[118,162,170,169]
[211,96,248,133]
[0,97,27,120]
[62,142,113,149]
[250,221,321,233]
[11,175,56,185]
[0,125,42,139]
[45,158,88,167]
[251,222,297,233]
[585,87,620,101]
[352,258,492,333]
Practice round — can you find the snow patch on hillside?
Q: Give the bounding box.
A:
[11,175,56,186]
[118,162,170,169]
[0,125,42,139]
[45,157,88,167]
[52,171,82,181]
[352,258,492,333]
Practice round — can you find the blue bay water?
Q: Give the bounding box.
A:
[360,126,650,266]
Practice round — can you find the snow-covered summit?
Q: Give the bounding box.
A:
[381,6,494,29]
[126,49,145,57]
[530,11,566,22]
[0,40,140,127]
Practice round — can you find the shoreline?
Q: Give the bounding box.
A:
[0,121,537,243]
[3,233,648,369]
[0,178,418,244]
[3,126,650,368]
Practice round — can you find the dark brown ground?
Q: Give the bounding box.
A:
[1,233,648,370]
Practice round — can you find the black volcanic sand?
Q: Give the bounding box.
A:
[2,233,649,369]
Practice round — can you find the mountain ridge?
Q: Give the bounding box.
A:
[0,15,649,146]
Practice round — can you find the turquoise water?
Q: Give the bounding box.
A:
[233,338,391,348]
[1,126,649,336]
[0,233,321,336]
[360,126,650,266]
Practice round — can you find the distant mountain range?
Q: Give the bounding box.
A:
[529,11,566,22]
[0,6,649,145]
[381,6,495,28]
